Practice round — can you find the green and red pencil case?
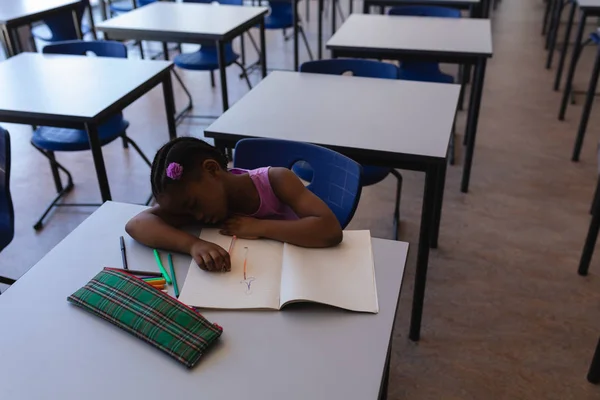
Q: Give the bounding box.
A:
[67,267,222,368]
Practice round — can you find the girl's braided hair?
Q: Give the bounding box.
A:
[150,137,228,198]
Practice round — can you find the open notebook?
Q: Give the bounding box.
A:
[178,229,379,313]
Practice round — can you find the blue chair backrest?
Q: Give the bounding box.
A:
[42,0,90,42]
[183,0,244,5]
[388,5,461,18]
[0,127,14,252]
[300,59,399,79]
[398,62,454,83]
[42,40,127,59]
[387,6,459,84]
[233,139,363,229]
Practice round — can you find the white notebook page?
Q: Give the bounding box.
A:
[279,230,379,313]
[178,229,283,310]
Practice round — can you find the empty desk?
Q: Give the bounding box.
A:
[0,53,176,202]
[96,2,269,113]
[327,14,493,193]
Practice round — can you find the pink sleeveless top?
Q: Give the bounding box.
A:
[230,167,299,221]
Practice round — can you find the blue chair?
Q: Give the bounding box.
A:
[31,0,94,46]
[233,138,362,229]
[297,59,403,238]
[265,1,313,61]
[173,0,252,90]
[0,127,16,288]
[108,0,159,15]
[32,40,152,231]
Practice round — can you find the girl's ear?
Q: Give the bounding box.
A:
[202,159,221,176]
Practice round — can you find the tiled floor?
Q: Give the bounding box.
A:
[2,0,600,398]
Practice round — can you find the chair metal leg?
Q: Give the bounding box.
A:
[210,70,216,87]
[122,135,152,167]
[299,26,314,60]
[31,145,76,231]
[45,150,64,193]
[234,61,253,90]
[172,69,195,123]
[588,337,600,384]
[390,169,403,241]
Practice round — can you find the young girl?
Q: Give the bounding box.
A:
[126,137,343,272]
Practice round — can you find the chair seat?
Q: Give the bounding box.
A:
[293,161,391,186]
[31,23,91,42]
[174,45,239,71]
[32,114,129,152]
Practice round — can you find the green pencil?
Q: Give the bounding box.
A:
[167,253,179,298]
[153,249,172,285]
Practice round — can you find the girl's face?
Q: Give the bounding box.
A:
[160,160,229,224]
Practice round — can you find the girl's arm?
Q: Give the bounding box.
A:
[221,168,343,248]
[126,207,231,271]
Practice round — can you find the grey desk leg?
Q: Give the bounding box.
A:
[162,71,178,140]
[461,58,487,193]
[546,0,560,50]
[72,9,83,40]
[573,46,600,161]
[378,346,391,400]
[409,164,436,342]
[481,0,490,18]
[294,0,299,71]
[1,25,15,57]
[99,0,108,21]
[431,159,447,249]
[162,42,169,61]
[553,0,576,89]
[216,41,229,112]
[578,180,600,276]
[587,337,600,383]
[85,123,112,202]
[349,0,353,13]
[259,19,267,77]
[362,0,369,13]
[332,0,337,36]
[88,2,98,40]
[559,10,587,120]
[318,0,323,59]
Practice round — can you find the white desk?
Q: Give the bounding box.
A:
[97,2,269,113]
[205,70,460,341]
[0,53,176,202]
[0,201,408,400]
[327,14,493,193]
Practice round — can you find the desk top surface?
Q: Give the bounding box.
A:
[97,2,269,41]
[327,14,493,57]
[0,53,172,123]
[206,71,460,159]
[0,202,408,400]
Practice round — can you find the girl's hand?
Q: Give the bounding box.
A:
[220,216,263,239]
[190,240,231,272]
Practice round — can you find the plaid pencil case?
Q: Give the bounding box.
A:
[68,267,223,368]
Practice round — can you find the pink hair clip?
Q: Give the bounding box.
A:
[166,162,183,180]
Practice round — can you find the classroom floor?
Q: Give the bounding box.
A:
[2,0,600,398]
